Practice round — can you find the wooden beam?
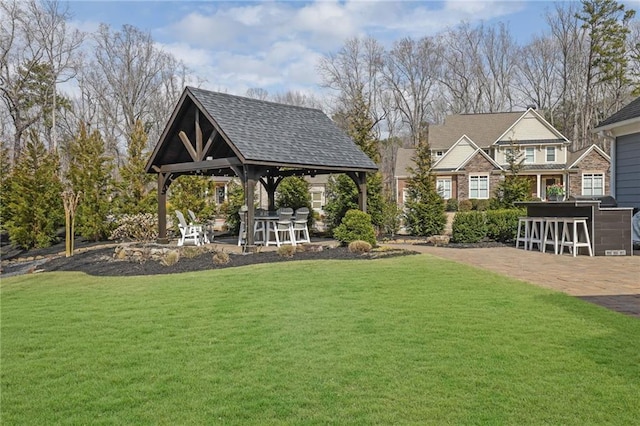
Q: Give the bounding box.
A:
[178,131,198,162]
[200,130,216,161]
[195,110,203,160]
[158,157,242,174]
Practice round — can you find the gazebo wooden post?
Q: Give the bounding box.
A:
[245,166,258,247]
[259,176,281,211]
[156,172,171,244]
[348,172,368,213]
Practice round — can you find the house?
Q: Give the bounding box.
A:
[593,97,640,208]
[396,108,611,204]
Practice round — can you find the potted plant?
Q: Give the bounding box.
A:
[546,183,565,201]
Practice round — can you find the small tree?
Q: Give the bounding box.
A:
[494,142,532,208]
[323,174,358,231]
[5,134,64,249]
[116,120,156,214]
[403,130,446,237]
[276,176,311,211]
[66,124,114,241]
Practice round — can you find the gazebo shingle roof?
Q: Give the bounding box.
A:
[188,87,377,171]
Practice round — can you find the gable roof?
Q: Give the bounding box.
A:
[146,86,377,174]
[595,97,640,129]
[567,144,611,169]
[492,108,569,146]
[395,148,416,178]
[429,111,523,150]
[433,135,478,170]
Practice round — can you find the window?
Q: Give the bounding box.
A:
[435,151,444,157]
[546,147,556,162]
[216,186,226,205]
[583,173,604,196]
[311,191,324,210]
[525,147,535,163]
[469,175,489,199]
[436,178,452,199]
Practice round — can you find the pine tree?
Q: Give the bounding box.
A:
[5,133,64,249]
[494,142,532,208]
[116,120,156,214]
[325,89,387,230]
[403,125,446,236]
[67,124,114,241]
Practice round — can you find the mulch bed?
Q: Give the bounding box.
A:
[3,245,419,277]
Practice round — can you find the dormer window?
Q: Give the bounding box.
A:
[435,151,444,157]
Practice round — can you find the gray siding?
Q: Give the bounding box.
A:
[616,133,640,207]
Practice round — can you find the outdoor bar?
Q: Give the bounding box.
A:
[518,198,634,256]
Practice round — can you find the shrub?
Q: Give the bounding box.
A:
[485,209,525,243]
[333,209,376,246]
[212,251,230,265]
[182,246,206,259]
[109,213,158,242]
[445,198,458,212]
[452,211,487,243]
[348,240,372,254]
[474,199,491,211]
[160,250,180,266]
[458,199,472,212]
[277,245,296,258]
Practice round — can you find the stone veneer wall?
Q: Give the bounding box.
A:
[568,150,611,197]
[457,154,501,200]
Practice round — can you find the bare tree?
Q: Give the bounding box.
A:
[78,24,189,164]
[245,87,270,100]
[0,0,82,161]
[383,36,442,147]
[317,37,386,135]
[515,35,563,120]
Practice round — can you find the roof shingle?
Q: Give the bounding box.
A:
[596,97,640,128]
[188,87,377,171]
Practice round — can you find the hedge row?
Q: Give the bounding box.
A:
[451,208,525,243]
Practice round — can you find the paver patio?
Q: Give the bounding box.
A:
[389,244,640,317]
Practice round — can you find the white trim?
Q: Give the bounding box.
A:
[546,146,556,163]
[432,134,474,169]
[593,116,640,133]
[567,144,611,169]
[582,172,605,196]
[492,108,571,146]
[468,174,490,199]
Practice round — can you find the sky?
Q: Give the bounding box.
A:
[64,0,636,100]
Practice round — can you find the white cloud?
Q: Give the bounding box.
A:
[153,0,530,97]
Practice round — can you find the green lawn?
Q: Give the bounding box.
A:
[2,255,639,424]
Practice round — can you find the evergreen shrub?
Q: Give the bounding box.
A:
[452,211,487,243]
[458,199,473,212]
[445,198,458,212]
[333,209,376,246]
[485,209,525,243]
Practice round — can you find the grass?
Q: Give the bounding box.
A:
[2,255,639,424]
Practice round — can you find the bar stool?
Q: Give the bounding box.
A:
[528,217,545,251]
[516,217,532,249]
[559,217,593,257]
[542,217,561,255]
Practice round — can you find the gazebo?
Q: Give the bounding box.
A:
[145,86,378,245]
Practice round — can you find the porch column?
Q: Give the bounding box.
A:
[536,174,542,199]
[156,172,171,244]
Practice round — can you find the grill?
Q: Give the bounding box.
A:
[570,195,617,207]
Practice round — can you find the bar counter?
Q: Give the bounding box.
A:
[517,201,634,256]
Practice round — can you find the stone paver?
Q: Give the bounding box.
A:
[387,244,640,317]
